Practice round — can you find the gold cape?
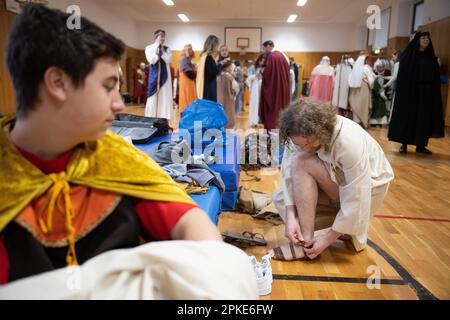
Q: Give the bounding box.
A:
[0,115,195,253]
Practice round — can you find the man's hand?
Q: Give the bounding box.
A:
[284,206,304,245]
[304,229,341,259]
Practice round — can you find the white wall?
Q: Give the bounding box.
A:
[423,0,450,25]
[137,21,356,52]
[48,0,140,48]
[390,0,414,37]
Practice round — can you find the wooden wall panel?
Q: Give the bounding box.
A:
[0,5,17,115]
[387,37,410,55]
[420,16,450,79]
[122,47,146,94]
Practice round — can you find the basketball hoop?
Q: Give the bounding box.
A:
[238,45,247,56]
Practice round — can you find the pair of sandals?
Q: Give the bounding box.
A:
[221,231,267,248]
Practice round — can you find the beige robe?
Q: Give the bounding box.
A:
[217,72,236,128]
[273,116,394,251]
[348,65,376,128]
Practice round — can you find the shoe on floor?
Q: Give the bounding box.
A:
[416,147,432,155]
[248,254,273,296]
[399,144,407,154]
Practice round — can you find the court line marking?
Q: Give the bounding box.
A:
[374,215,450,223]
[270,240,438,300]
[272,274,405,285]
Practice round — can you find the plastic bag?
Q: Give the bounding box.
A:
[180,99,228,132]
[179,99,228,151]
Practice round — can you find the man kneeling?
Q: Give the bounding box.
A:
[270,98,394,260]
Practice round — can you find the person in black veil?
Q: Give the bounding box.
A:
[388,31,444,154]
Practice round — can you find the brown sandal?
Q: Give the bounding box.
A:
[269,243,307,261]
[221,231,267,248]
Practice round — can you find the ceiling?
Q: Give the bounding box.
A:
[100,0,393,24]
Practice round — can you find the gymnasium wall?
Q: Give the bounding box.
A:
[137,21,357,52]
[0,4,16,115]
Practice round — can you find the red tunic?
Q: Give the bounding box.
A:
[0,146,197,284]
[259,51,291,130]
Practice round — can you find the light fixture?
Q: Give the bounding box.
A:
[287,14,298,23]
[178,14,190,22]
[162,0,174,6]
[297,0,308,6]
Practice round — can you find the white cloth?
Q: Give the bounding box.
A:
[385,61,399,88]
[290,69,296,96]
[332,63,352,109]
[248,69,262,126]
[0,241,259,300]
[311,56,334,76]
[145,43,173,119]
[273,116,394,251]
[348,56,376,89]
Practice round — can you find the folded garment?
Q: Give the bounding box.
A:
[185,168,215,187]
[237,187,283,225]
[162,163,188,177]
[148,140,225,194]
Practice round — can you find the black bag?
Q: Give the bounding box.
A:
[110,120,158,144]
[115,113,172,137]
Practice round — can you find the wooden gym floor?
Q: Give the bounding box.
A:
[125,103,450,300]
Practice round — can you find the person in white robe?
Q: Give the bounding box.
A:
[145,29,173,119]
[270,99,394,260]
[348,55,376,128]
[384,51,400,122]
[332,55,353,110]
[246,55,264,127]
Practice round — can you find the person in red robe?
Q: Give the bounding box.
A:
[133,62,147,104]
[259,40,291,130]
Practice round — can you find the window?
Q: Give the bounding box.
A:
[372,7,391,50]
[412,1,424,32]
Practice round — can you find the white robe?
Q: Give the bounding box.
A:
[0,241,258,300]
[273,116,394,251]
[332,63,352,109]
[247,69,262,126]
[145,43,173,119]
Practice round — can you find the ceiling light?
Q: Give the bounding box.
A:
[287,14,297,23]
[297,0,308,6]
[162,0,174,6]
[178,14,189,22]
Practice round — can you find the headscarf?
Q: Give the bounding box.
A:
[348,55,367,88]
[311,56,334,76]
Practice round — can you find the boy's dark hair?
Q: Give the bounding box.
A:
[6,4,125,118]
[262,40,274,48]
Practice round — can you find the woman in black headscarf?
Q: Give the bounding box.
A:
[388,31,444,154]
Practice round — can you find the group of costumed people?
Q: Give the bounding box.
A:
[142,31,295,132]
[306,31,444,155]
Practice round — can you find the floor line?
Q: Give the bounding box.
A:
[374,215,450,223]
[367,239,438,300]
[272,274,405,285]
